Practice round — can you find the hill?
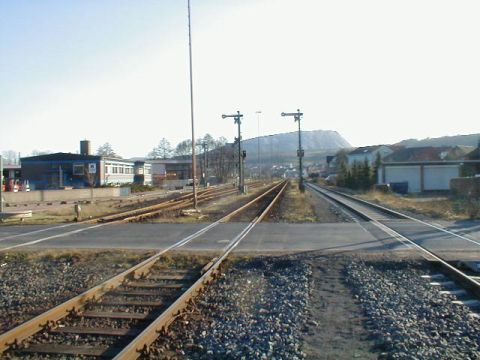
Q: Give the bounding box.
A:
[397,134,480,148]
[242,129,351,165]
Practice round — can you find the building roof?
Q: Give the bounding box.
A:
[20,152,136,163]
[383,146,473,162]
[21,153,101,162]
[348,145,387,155]
[466,147,480,160]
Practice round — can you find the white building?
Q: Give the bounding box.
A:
[347,145,393,166]
[378,146,474,193]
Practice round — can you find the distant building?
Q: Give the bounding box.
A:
[20,141,152,190]
[347,145,394,166]
[378,146,475,193]
[148,159,193,188]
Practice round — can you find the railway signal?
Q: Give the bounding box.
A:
[222,111,246,193]
[281,109,305,192]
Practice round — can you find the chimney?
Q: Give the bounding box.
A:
[80,140,91,156]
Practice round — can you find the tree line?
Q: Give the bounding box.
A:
[335,150,381,190]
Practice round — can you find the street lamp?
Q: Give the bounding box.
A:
[222,111,246,193]
[187,0,198,208]
[281,109,304,192]
[255,111,262,179]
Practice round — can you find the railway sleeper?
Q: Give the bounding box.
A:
[108,289,177,297]
[125,281,186,289]
[146,274,195,281]
[15,344,120,357]
[94,299,164,307]
[51,326,143,337]
[80,311,154,320]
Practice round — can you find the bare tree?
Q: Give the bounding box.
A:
[175,139,192,157]
[149,138,173,159]
[30,149,51,156]
[208,138,235,183]
[83,164,97,187]
[97,143,119,158]
[1,150,19,165]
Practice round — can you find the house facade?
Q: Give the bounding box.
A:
[378,146,475,193]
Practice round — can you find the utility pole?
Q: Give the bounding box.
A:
[281,109,304,192]
[255,110,262,179]
[201,141,208,187]
[222,111,245,193]
[187,0,198,208]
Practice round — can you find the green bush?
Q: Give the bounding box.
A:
[129,183,155,193]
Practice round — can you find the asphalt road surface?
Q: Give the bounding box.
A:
[0,221,403,252]
[1,219,480,256]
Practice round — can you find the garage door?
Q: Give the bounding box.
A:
[424,165,459,191]
[385,166,421,193]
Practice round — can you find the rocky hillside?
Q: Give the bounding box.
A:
[397,134,480,148]
[242,130,351,164]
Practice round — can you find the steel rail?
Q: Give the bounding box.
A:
[0,183,266,251]
[311,184,480,246]
[113,180,289,359]
[92,182,264,224]
[116,183,267,223]
[0,180,284,354]
[86,185,229,224]
[306,183,480,298]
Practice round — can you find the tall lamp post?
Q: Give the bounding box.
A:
[222,111,245,193]
[281,109,304,192]
[255,111,262,179]
[187,0,197,208]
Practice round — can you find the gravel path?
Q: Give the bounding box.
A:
[302,255,377,359]
[346,258,480,359]
[148,257,310,359]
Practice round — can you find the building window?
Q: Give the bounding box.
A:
[73,164,84,175]
[112,166,118,174]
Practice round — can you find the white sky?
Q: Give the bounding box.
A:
[1,0,479,158]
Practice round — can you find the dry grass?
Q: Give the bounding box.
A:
[1,201,140,225]
[0,249,154,268]
[270,181,317,222]
[358,190,471,220]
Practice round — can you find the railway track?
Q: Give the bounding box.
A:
[85,181,265,224]
[0,180,288,359]
[307,182,480,301]
[0,181,268,252]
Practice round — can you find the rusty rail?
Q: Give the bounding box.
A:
[0,180,285,355]
[85,182,264,224]
[307,183,480,300]
[113,180,289,359]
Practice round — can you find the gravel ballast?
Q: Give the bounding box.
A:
[0,251,149,333]
[149,257,310,359]
[346,259,480,359]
